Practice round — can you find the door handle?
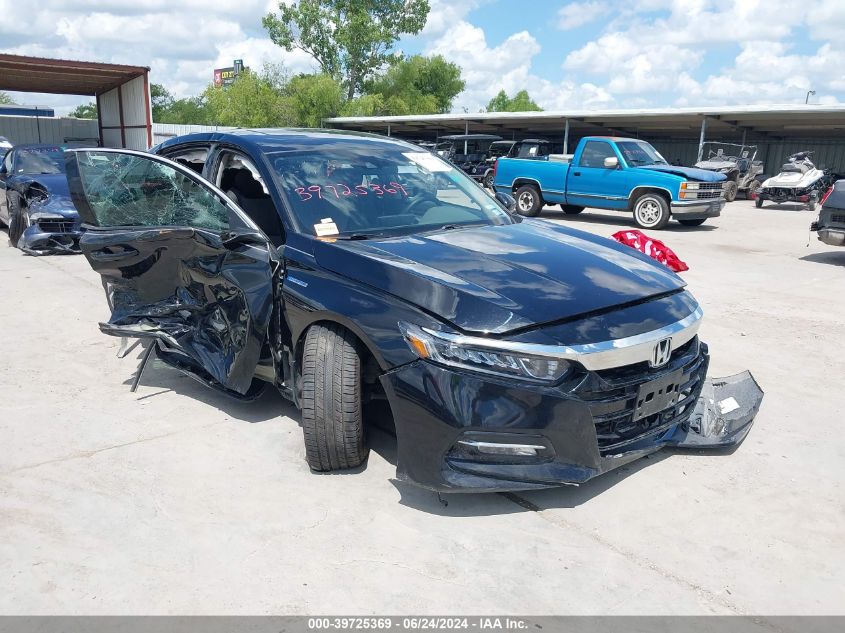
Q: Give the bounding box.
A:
[573,172,581,176]
[89,246,139,261]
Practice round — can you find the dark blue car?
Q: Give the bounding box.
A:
[64,129,762,492]
[0,143,83,254]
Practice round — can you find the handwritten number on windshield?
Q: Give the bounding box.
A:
[295,182,409,202]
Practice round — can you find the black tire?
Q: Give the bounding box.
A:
[482,171,494,189]
[514,184,543,217]
[301,323,368,472]
[755,195,764,209]
[678,219,707,227]
[561,204,584,215]
[632,192,671,229]
[724,181,738,202]
[7,192,26,248]
[746,179,761,200]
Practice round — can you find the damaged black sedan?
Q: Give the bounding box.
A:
[0,144,83,254]
[65,130,763,493]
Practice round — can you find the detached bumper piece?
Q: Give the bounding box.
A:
[666,371,763,447]
[18,219,83,256]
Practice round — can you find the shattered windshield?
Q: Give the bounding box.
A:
[617,141,668,167]
[267,142,512,239]
[17,147,66,174]
[73,152,229,230]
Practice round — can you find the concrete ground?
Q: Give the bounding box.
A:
[0,199,843,615]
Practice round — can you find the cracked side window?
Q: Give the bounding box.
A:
[75,152,229,230]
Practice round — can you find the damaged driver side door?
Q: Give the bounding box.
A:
[65,149,278,396]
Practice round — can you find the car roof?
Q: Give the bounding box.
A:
[438,134,503,141]
[154,127,420,155]
[13,143,65,150]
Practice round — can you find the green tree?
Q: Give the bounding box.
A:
[69,102,98,119]
[285,73,344,127]
[486,89,542,112]
[157,96,212,125]
[204,70,289,127]
[150,83,174,122]
[0,91,15,105]
[363,55,464,115]
[263,0,430,100]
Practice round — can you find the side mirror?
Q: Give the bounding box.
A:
[604,156,619,169]
[495,191,517,212]
[221,229,267,249]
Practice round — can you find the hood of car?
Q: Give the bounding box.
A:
[314,220,686,334]
[637,165,727,182]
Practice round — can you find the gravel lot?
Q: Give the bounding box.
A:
[0,199,843,615]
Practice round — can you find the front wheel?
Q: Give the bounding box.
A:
[482,171,494,189]
[301,323,369,472]
[755,195,764,209]
[561,204,584,215]
[746,179,761,200]
[632,193,670,229]
[7,193,27,248]
[724,181,738,202]
[678,219,707,227]
[514,184,543,217]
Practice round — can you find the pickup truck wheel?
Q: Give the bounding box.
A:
[301,323,368,472]
[632,193,670,229]
[724,181,738,202]
[678,219,707,226]
[482,171,494,189]
[561,205,584,215]
[755,195,764,209]
[515,184,543,217]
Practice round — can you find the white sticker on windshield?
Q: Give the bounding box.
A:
[402,152,452,172]
[314,218,339,236]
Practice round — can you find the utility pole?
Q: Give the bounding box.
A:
[806,90,816,104]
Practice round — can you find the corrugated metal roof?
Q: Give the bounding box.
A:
[0,54,149,96]
[327,104,845,140]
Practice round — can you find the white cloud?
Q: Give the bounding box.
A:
[561,0,845,106]
[0,0,307,111]
[557,2,609,31]
[425,21,540,111]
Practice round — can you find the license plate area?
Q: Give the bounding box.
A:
[633,369,683,421]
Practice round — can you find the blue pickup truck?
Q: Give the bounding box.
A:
[493,136,727,229]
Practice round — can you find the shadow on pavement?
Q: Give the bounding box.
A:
[800,251,845,267]
[540,209,718,231]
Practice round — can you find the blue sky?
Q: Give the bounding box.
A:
[2,0,844,114]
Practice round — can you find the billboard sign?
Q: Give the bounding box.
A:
[213,59,247,87]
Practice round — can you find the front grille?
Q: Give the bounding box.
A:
[574,337,708,454]
[696,182,724,199]
[37,220,77,233]
[830,213,845,224]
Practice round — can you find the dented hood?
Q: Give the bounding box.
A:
[314,220,686,334]
[637,165,727,182]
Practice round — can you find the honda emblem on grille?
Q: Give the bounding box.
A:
[651,338,672,368]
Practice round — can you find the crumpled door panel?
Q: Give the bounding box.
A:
[81,227,274,395]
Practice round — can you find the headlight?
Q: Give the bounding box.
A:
[399,322,571,383]
[681,182,700,190]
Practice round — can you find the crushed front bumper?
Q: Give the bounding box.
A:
[18,216,83,255]
[670,199,725,219]
[381,340,763,492]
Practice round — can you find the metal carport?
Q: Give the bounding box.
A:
[0,54,152,150]
[326,105,845,174]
